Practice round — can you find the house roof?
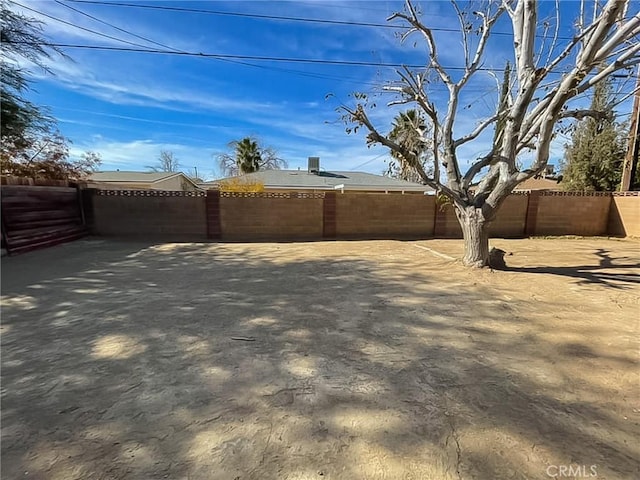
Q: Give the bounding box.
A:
[200,170,433,192]
[89,171,185,183]
[514,176,563,191]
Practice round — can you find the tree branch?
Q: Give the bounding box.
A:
[388,1,454,88]
[462,151,496,189]
[341,104,460,202]
[454,114,499,148]
[559,109,612,121]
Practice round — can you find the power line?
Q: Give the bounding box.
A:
[67,0,576,40]
[53,0,181,52]
[350,152,388,171]
[9,2,490,91]
[16,1,387,86]
[10,2,637,95]
[11,4,622,75]
[3,41,510,71]
[19,40,636,80]
[11,1,152,50]
[65,0,425,30]
[53,0,390,86]
[15,2,636,85]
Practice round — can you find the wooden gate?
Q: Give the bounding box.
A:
[1,185,87,255]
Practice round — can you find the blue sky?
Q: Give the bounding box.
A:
[11,0,638,180]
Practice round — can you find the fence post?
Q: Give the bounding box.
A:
[206,189,222,240]
[524,190,540,237]
[80,188,97,232]
[323,191,336,239]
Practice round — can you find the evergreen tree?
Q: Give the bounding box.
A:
[562,79,627,191]
[1,4,60,144]
[0,3,98,179]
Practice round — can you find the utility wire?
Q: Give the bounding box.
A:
[66,0,429,30]
[11,1,636,94]
[11,1,153,50]
[2,41,509,71]
[14,3,631,75]
[11,1,503,91]
[17,41,637,79]
[67,0,576,40]
[349,152,389,171]
[14,2,635,79]
[53,0,181,52]
[20,1,382,85]
[52,0,391,87]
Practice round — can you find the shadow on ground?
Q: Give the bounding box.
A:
[1,239,638,480]
[504,248,640,288]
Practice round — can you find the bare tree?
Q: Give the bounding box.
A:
[147,150,180,172]
[186,167,203,182]
[342,0,640,267]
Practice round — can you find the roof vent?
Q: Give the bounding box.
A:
[308,156,320,174]
[543,165,555,178]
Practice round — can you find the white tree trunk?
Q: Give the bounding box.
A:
[456,206,490,268]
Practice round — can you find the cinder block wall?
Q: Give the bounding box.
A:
[84,189,640,241]
[433,202,462,238]
[489,194,529,237]
[608,193,640,237]
[335,193,435,238]
[434,194,530,238]
[89,192,207,239]
[534,192,611,236]
[219,192,323,240]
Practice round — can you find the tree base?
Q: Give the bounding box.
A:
[458,208,490,268]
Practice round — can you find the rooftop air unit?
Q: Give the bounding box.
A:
[308,157,320,174]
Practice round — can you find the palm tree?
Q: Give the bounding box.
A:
[387,109,431,182]
[217,137,287,176]
[234,137,262,174]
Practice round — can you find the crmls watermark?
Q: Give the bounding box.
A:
[546,465,598,478]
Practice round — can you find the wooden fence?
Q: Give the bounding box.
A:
[1,184,87,254]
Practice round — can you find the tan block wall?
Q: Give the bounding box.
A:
[433,202,462,238]
[219,196,323,240]
[91,195,207,239]
[489,194,529,237]
[335,193,435,238]
[413,194,528,239]
[534,193,611,236]
[608,195,640,237]
[86,189,640,241]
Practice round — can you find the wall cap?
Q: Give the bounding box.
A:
[95,190,206,197]
[220,191,325,199]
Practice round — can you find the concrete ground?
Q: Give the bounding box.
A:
[1,237,639,480]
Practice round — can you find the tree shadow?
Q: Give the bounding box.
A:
[1,240,638,480]
[503,248,640,289]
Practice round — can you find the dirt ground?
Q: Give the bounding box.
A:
[1,237,638,480]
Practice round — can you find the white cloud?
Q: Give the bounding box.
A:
[26,0,211,52]
[34,56,279,114]
[69,138,219,179]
